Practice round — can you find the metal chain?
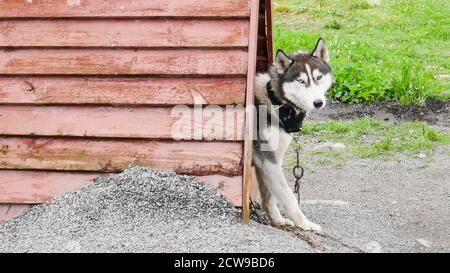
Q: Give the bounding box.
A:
[291,132,304,204]
[250,199,367,253]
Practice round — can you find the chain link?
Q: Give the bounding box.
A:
[292,133,304,204]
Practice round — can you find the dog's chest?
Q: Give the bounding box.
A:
[258,125,292,162]
[276,128,292,161]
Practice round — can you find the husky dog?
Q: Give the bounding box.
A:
[253,39,333,231]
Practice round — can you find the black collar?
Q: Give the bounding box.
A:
[266,82,305,133]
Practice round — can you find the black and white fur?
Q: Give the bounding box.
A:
[253,39,333,231]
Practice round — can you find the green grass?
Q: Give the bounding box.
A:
[274,0,450,104]
[297,117,450,159]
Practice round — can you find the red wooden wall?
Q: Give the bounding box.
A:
[0,0,272,223]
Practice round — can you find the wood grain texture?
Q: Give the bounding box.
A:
[0,106,245,140]
[242,0,260,224]
[0,77,246,105]
[0,171,97,204]
[257,36,268,56]
[0,138,243,175]
[0,170,242,206]
[265,0,274,64]
[0,20,249,48]
[197,175,242,206]
[0,204,30,223]
[256,58,269,73]
[258,16,266,34]
[0,49,248,75]
[0,0,251,18]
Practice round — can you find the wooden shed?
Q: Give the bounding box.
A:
[0,0,273,223]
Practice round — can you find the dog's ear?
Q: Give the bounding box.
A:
[275,49,293,73]
[312,38,330,64]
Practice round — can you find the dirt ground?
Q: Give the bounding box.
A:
[283,100,449,252]
[308,99,449,127]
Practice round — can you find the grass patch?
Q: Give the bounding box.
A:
[391,63,434,105]
[350,1,371,10]
[298,117,450,159]
[324,20,342,30]
[274,5,292,13]
[274,0,450,104]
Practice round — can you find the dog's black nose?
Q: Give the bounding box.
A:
[313,100,324,109]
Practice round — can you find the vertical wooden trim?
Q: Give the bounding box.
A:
[242,0,260,224]
[265,0,274,64]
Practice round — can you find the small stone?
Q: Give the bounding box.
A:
[436,74,450,79]
[365,241,383,253]
[417,238,433,248]
[367,0,381,6]
[391,200,398,204]
[64,241,81,253]
[417,153,426,159]
[310,142,346,151]
[331,143,346,150]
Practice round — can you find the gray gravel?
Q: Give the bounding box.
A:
[0,167,320,253]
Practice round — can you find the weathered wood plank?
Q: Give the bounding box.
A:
[0,106,245,140]
[197,175,242,206]
[258,15,266,33]
[0,49,248,75]
[265,0,274,64]
[0,77,246,105]
[257,56,269,72]
[257,35,267,55]
[242,0,260,224]
[0,170,242,206]
[0,20,249,48]
[0,171,97,204]
[0,204,30,223]
[0,138,243,175]
[0,0,251,18]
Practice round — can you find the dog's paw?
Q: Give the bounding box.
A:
[296,220,322,232]
[271,218,294,227]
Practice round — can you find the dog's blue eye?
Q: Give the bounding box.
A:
[297,79,305,84]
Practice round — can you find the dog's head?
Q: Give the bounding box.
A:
[269,38,333,113]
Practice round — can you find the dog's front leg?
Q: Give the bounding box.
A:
[255,160,322,232]
[255,168,294,227]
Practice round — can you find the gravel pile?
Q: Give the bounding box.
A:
[0,167,316,253]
